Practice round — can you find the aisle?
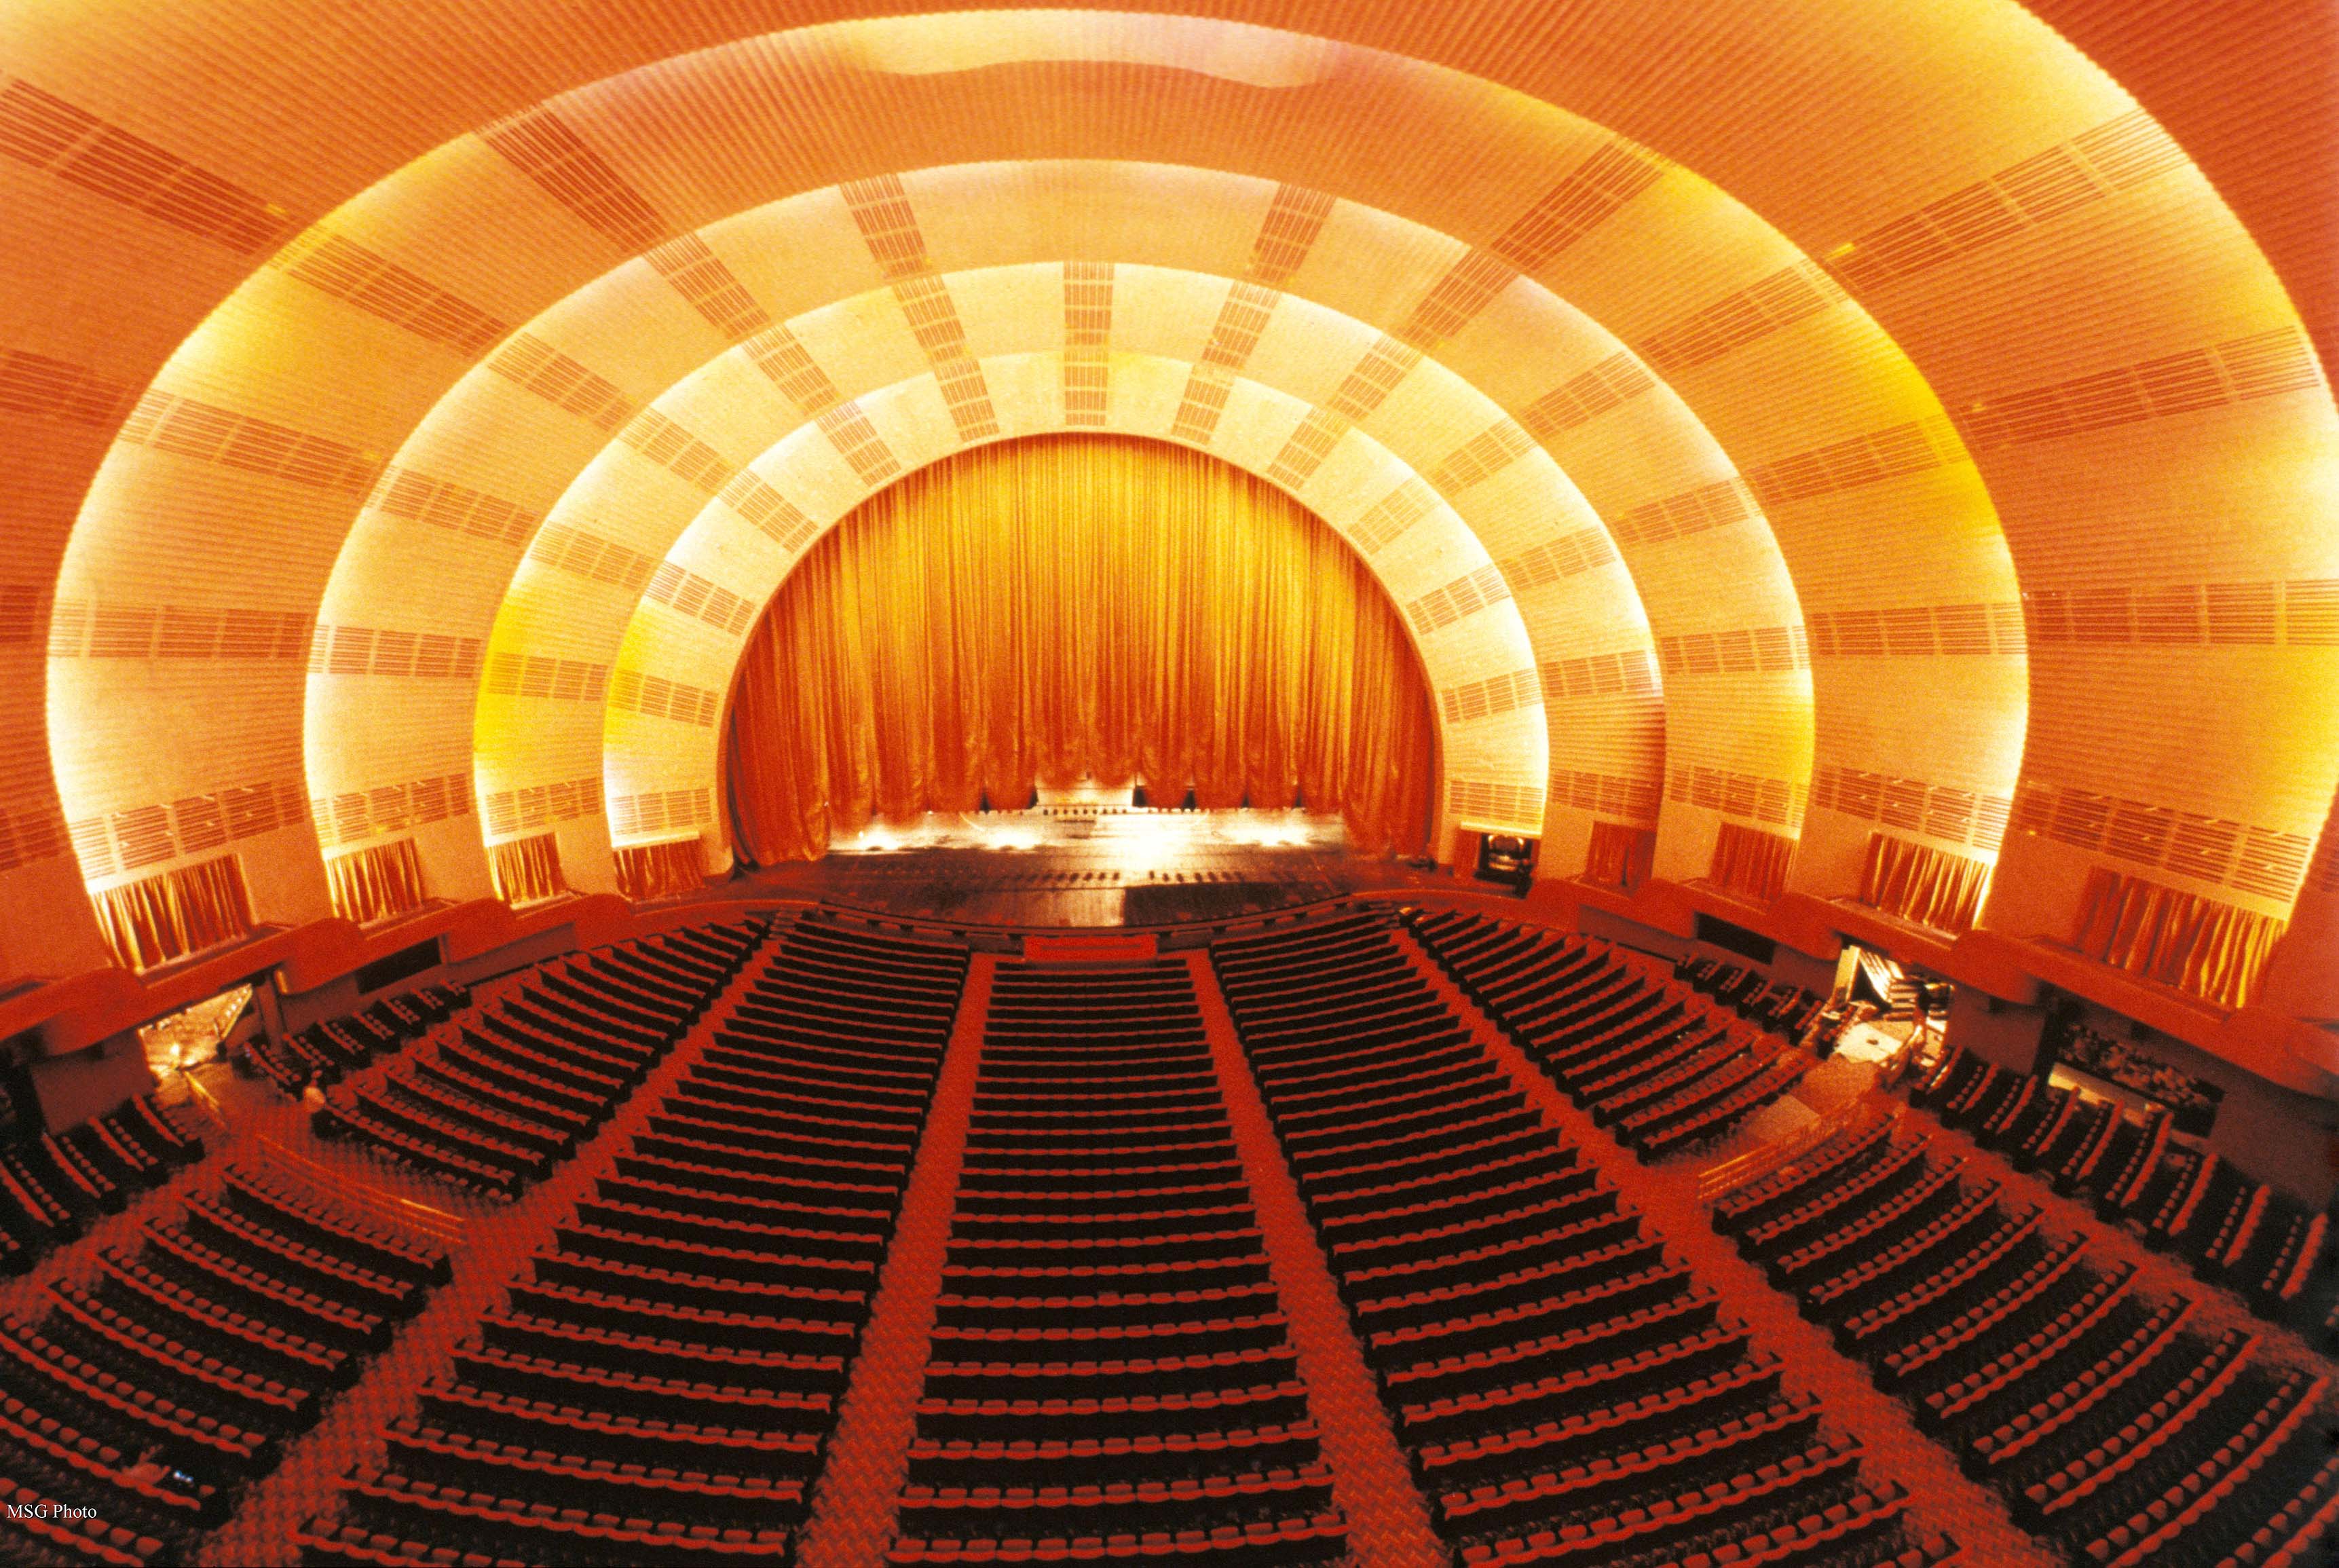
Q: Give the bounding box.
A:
[201,931,784,1565]
[793,954,996,1568]
[1189,950,1450,1568]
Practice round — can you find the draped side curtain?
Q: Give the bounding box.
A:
[487,833,567,906]
[616,838,707,902]
[92,855,255,971]
[727,436,1436,863]
[1857,832,1993,935]
[2070,867,2288,1010]
[325,838,428,925]
[1706,821,1797,903]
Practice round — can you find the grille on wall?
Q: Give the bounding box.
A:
[1668,765,1805,832]
[313,772,472,851]
[2010,780,2313,905]
[1405,563,1511,634]
[1811,765,2008,854]
[1439,668,1541,725]
[718,470,823,554]
[480,774,603,841]
[610,787,715,839]
[71,777,308,879]
[1448,777,1546,833]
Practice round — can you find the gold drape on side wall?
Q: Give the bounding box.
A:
[616,838,707,902]
[1706,821,1796,903]
[92,855,255,971]
[487,833,567,906]
[1585,821,1656,891]
[1857,832,1993,934]
[2070,867,2287,1010]
[325,838,428,925]
[726,436,1436,863]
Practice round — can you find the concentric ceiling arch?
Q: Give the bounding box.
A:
[4,5,2329,1024]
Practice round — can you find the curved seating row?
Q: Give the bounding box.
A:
[1208,911,1951,1568]
[1911,1044,2339,1334]
[300,912,972,1568]
[1406,910,1812,1160]
[324,922,761,1199]
[0,1094,202,1273]
[0,1134,445,1567]
[887,956,1349,1567]
[1712,1076,2338,1568]
[246,986,466,1097]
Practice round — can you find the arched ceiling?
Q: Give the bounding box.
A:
[1,4,2332,1001]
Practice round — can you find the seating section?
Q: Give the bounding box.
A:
[1708,1085,2339,1567]
[887,957,1349,1567]
[1407,909,1814,1159]
[18,893,2338,1567]
[325,923,761,1198]
[1209,912,1948,1568]
[299,913,970,1568]
[0,1094,204,1273]
[1679,956,1826,1042]
[246,986,468,1097]
[1909,1045,2339,1328]
[0,1149,447,1567]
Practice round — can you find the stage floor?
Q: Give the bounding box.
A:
[710,808,1460,926]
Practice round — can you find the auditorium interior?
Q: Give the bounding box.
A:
[0,2,2335,1565]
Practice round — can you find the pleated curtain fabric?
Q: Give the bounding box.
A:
[1706,821,1797,903]
[2070,867,2289,1010]
[1584,821,1657,891]
[324,838,429,925]
[615,838,707,901]
[487,833,567,906]
[90,855,256,971]
[726,436,1436,863]
[1856,832,1993,934]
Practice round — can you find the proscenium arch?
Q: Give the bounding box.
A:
[450,246,1693,895]
[493,337,1560,876]
[275,148,1910,910]
[586,347,1559,880]
[622,411,1498,874]
[11,7,2329,988]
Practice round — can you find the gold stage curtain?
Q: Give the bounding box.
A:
[325,838,428,925]
[92,855,255,971]
[727,436,1436,863]
[1584,821,1656,891]
[2070,867,2287,1010]
[1706,821,1796,903]
[616,838,707,901]
[487,833,567,906]
[1857,832,1993,934]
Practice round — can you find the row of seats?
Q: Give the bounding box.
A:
[1678,956,1825,1043]
[246,986,467,1096]
[1913,1046,2339,1327]
[300,912,975,1568]
[324,924,761,1199]
[0,1117,447,1568]
[888,956,1349,1567]
[1406,910,1812,1161]
[1710,1081,2338,1568]
[1206,910,1954,1568]
[0,1094,202,1273]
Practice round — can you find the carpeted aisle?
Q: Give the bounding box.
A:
[793,954,996,1568]
[199,933,787,1566]
[1189,951,1451,1568]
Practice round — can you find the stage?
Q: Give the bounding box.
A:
[707,807,1458,926]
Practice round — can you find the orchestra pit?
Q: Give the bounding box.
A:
[0,3,2333,1565]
